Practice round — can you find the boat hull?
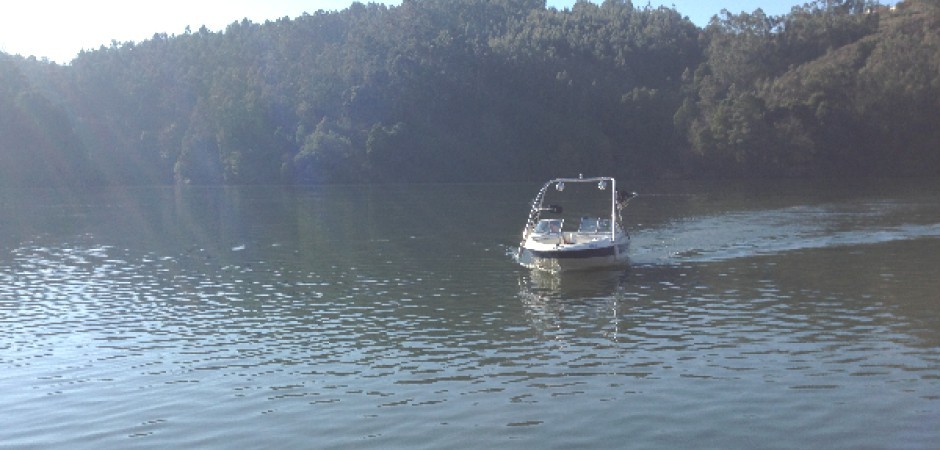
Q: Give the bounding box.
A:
[520,239,630,272]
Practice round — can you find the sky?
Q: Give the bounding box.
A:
[0,0,897,64]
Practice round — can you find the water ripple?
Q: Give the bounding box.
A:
[2,184,940,448]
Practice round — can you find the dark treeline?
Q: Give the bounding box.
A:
[1,0,938,186]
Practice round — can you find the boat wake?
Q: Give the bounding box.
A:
[629,202,940,266]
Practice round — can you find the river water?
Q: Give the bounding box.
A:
[2,179,939,448]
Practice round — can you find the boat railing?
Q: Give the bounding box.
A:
[518,180,554,253]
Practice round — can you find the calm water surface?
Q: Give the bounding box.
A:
[2,180,939,448]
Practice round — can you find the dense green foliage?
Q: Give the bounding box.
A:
[1,0,938,186]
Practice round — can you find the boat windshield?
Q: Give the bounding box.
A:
[578,216,598,233]
[577,217,614,234]
[534,219,563,234]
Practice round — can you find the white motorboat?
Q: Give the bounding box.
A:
[517,176,636,272]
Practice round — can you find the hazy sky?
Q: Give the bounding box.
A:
[0,1,897,64]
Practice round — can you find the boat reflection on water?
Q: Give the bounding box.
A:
[517,266,633,340]
[520,266,632,300]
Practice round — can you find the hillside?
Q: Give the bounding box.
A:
[1,0,937,186]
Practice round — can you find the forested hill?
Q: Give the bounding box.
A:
[1,0,938,186]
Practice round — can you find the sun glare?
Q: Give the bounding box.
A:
[0,0,377,63]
